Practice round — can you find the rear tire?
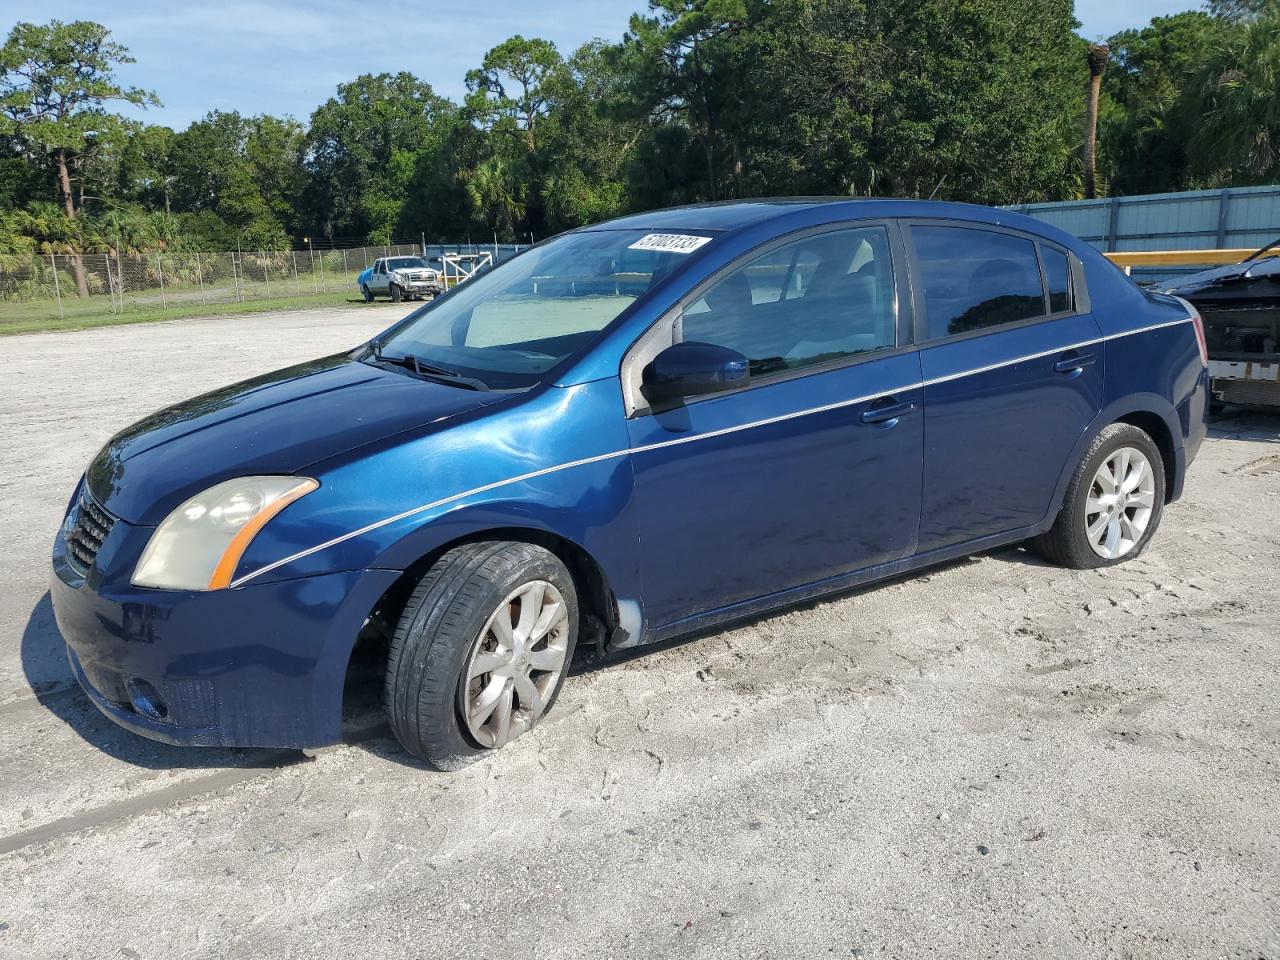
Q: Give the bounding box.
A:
[385,542,579,770]
[361,284,373,303]
[1033,423,1166,570]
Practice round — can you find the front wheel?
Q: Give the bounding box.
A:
[389,283,402,303]
[1033,423,1166,569]
[385,542,579,770]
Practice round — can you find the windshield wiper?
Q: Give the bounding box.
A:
[1243,235,1280,263]
[369,349,489,391]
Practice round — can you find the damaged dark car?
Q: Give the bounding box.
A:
[1165,238,1280,410]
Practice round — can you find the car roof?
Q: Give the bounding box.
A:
[581,197,1035,235]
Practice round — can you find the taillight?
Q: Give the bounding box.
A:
[1190,309,1209,367]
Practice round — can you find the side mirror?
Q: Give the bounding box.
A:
[641,341,749,406]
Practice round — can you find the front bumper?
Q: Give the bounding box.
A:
[51,517,397,749]
[396,277,441,294]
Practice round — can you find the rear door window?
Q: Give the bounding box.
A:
[911,226,1048,339]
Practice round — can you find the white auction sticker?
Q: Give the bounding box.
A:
[627,233,713,254]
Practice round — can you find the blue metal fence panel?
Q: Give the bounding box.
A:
[423,243,526,265]
[1008,185,1280,285]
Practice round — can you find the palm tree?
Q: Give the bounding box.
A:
[1084,43,1110,199]
[1189,13,1280,183]
[465,156,527,238]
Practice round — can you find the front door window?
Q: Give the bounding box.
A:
[681,226,898,380]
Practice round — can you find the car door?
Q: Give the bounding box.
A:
[370,260,388,294]
[904,221,1104,553]
[624,223,925,633]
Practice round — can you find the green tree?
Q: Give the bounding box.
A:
[465,154,527,236]
[1210,0,1278,21]
[863,0,1082,203]
[0,19,157,294]
[168,111,303,248]
[619,0,749,202]
[115,122,176,212]
[0,130,49,211]
[1189,10,1280,183]
[706,0,880,199]
[620,0,1081,206]
[304,72,454,243]
[466,36,563,152]
[1101,11,1229,194]
[400,110,487,242]
[539,41,642,230]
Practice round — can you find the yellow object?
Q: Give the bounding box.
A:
[1103,249,1259,268]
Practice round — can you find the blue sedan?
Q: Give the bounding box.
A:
[51,199,1210,769]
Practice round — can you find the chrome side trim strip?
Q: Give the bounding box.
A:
[231,316,1193,587]
[229,447,636,587]
[919,316,1190,388]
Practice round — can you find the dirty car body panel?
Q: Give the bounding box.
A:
[51,199,1209,749]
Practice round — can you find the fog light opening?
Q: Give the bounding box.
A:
[124,678,168,721]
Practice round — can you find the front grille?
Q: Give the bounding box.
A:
[65,491,116,575]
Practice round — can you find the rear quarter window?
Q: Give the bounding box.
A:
[912,226,1047,339]
[1041,244,1073,314]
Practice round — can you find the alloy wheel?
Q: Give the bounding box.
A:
[461,580,570,749]
[1085,446,1157,560]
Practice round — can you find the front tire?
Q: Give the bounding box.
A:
[1033,423,1166,570]
[389,283,402,303]
[385,542,579,770]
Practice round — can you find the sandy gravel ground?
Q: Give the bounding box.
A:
[0,306,1277,959]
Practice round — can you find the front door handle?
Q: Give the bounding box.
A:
[1053,352,1097,374]
[860,398,917,425]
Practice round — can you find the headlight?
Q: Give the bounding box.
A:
[132,476,318,591]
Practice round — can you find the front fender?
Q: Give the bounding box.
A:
[378,497,640,622]
[229,378,642,620]
[368,454,643,628]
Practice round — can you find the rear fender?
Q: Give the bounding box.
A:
[1037,393,1184,531]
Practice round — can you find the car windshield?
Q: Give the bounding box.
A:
[369,229,712,389]
[387,257,429,270]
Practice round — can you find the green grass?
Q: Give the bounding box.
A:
[0,291,373,336]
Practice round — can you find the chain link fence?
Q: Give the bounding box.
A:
[0,242,524,330]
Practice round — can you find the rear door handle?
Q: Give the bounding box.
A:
[1054,353,1097,374]
[860,398,917,424]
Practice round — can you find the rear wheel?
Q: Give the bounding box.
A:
[385,542,578,769]
[1033,423,1165,569]
[361,284,373,303]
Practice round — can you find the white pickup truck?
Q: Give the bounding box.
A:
[358,256,443,303]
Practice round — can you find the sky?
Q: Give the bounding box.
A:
[1,0,1207,130]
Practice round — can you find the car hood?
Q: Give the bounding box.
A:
[1165,256,1280,295]
[86,354,505,524]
